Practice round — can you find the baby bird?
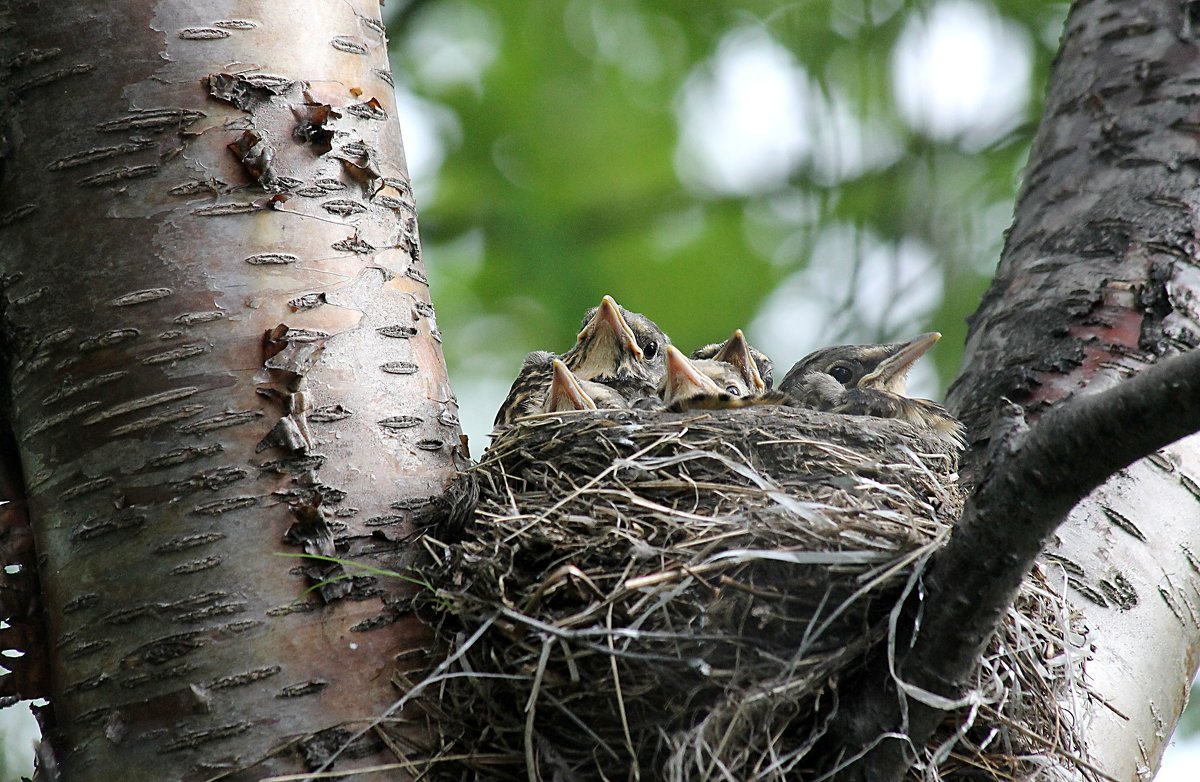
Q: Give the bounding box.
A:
[658,345,787,412]
[659,346,742,411]
[779,332,965,448]
[691,328,773,392]
[494,295,670,426]
[496,349,557,424]
[540,359,629,413]
[571,295,670,397]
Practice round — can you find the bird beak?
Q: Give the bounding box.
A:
[546,359,597,412]
[712,329,765,392]
[576,295,643,359]
[661,345,722,407]
[860,332,941,395]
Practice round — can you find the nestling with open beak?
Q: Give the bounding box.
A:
[540,359,630,413]
[779,332,965,448]
[658,345,787,412]
[493,295,670,426]
[691,328,773,392]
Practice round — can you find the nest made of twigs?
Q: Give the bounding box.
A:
[407,406,1092,781]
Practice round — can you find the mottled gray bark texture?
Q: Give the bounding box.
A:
[832,1,1200,780]
[0,2,461,780]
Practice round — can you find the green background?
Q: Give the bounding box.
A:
[386,0,1065,446]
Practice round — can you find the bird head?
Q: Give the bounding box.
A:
[659,346,753,411]
[541,358,630,413]
[781,332,941,397]
[692,329,771,392]
[566,295,669,388]
[543,359,598,413]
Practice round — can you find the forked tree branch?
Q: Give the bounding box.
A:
[832,346,1200,781]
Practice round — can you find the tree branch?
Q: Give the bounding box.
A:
[833,346,1200,781]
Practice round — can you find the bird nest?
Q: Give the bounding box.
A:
[407,407,1092,781]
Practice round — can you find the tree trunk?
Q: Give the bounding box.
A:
[0,2,459,780]
[946,0,1200,776]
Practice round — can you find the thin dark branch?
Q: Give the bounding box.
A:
[832,346,1200,781]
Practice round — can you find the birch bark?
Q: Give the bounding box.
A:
[0,2,459,779]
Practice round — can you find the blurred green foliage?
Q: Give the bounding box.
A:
[384,0,1067,434]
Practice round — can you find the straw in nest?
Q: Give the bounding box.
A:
[405,406,1092,781]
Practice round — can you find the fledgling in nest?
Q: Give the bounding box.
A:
[780,332,965,449]
[493,295,670,426]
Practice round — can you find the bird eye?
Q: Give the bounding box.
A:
[829,364,853,384]
[725,385,742,397]
[643,340,659,360]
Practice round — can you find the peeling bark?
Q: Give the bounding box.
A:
[0,2,460,780]
[945,1,1200,778]
[817,2,1200,779]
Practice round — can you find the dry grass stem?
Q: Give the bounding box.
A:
[408,407,1093,781]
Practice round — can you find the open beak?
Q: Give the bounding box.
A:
[712,329,765,393]
[545,359,597,412]
[570,295,644,380]
[860,332,941,395]
[576,295,643,359]
[661,345,722,408]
